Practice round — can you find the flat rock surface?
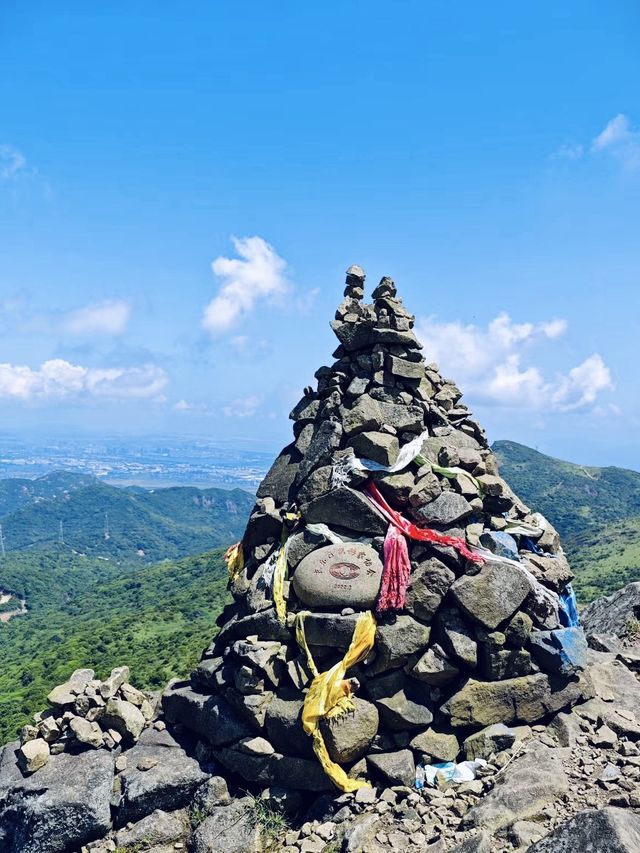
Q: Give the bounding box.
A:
[528,807,640,852]
[0,741,114,853]
[292,542,383,608]
[116,727,209,825]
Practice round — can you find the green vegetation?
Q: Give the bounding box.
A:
[0,471,254,562]
[492,440,640,538]
[567,516,640,602]
[0,548,231,744]
[243,792,290,846]
[493,440,640,603]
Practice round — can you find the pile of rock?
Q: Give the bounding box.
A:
[163,267,592,794]
[17,666,156,774]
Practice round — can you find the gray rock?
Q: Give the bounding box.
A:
[411,492,474,526]
[582,582,640,639]
[374,688,433,731]
[70,716,104,748]
[101,697,145,744]
[349,431,400,467]
[411,643,460,685]
[256,443,301,503]
[437,607,478,668]
[192,776,231,814]
[17,739,50,774]
[405,558,455,624]
[463,724,517,760]
[479,531,519,562]
[375,471,417,506]
[464,743,567,831]
[367,749,415,786]
[292,542,383,609]
[0,741,114,853]
[340,395,423,437]
[374,615,431,672]
[319,698,379,763]
[116,728,210,825]
[410,728,460,762]
[528,807,640,852]
[296,420,343,484]
[303,486,388,535]
[442,672,592,727]
[191,799,263,853]
[115,808,189,849]
[47,668,95,707]
[297,612,362,650]
[450,832,491,853]
[163,682,252,746]
[342,813,381,853]
[450,563,533,630]
[529,626,588,676]
[504,611,533,648]
[99,665,130,699]
[386,354,424,380]
[265,694,314,758]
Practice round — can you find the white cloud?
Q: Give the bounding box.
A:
[553,143,584,161]
[416,312,612,413]
[63,300,131,336]
[0,145,27,180]
[203,236,289,335]
[0,359,167,402]
[173,399,192,411]
[223,395,263,418]
[591,114,640,171]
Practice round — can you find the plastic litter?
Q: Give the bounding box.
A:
[416,758,488,789]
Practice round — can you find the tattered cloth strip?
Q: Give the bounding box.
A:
[271,511,302,624]
[559,584,580,627]
[363,482,485,565]
[331,429,430,489]
[415,457,482,495]
[377,524,412,613]
[224,542,244,583]
[297,610,377,792]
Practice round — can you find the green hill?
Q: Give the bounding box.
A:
[492,440,640,539]
[0,548,230,744]
[0,472,254,562]
[492,440,640,603]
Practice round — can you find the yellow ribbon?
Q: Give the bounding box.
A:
[297,611,377,792]
[272,511,302,624]
[224,542,244,583]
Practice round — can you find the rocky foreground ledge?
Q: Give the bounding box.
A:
[2,645,640,853]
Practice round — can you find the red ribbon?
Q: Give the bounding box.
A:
[377,525,412,613]
[364,481,485,565]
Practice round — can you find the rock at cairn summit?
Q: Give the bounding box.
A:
[163,265,590,792]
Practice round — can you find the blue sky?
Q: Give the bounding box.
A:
[1,2,639,467]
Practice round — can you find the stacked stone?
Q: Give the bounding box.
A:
[163,266,591,793]
[18,666,156,774]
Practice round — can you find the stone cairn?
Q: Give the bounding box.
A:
[164,266,592,794]
[17,666,156,774]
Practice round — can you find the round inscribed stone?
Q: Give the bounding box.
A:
[292,542,383,608]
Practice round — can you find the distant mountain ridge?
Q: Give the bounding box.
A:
[0,472,254,562]
[492,440,640,602]
[492,440,640,538]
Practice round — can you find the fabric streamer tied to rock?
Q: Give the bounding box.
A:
[297,610,377,792]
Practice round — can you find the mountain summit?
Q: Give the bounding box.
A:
[164,266,590,793]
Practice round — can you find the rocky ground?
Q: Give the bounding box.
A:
[2,642,640,853]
